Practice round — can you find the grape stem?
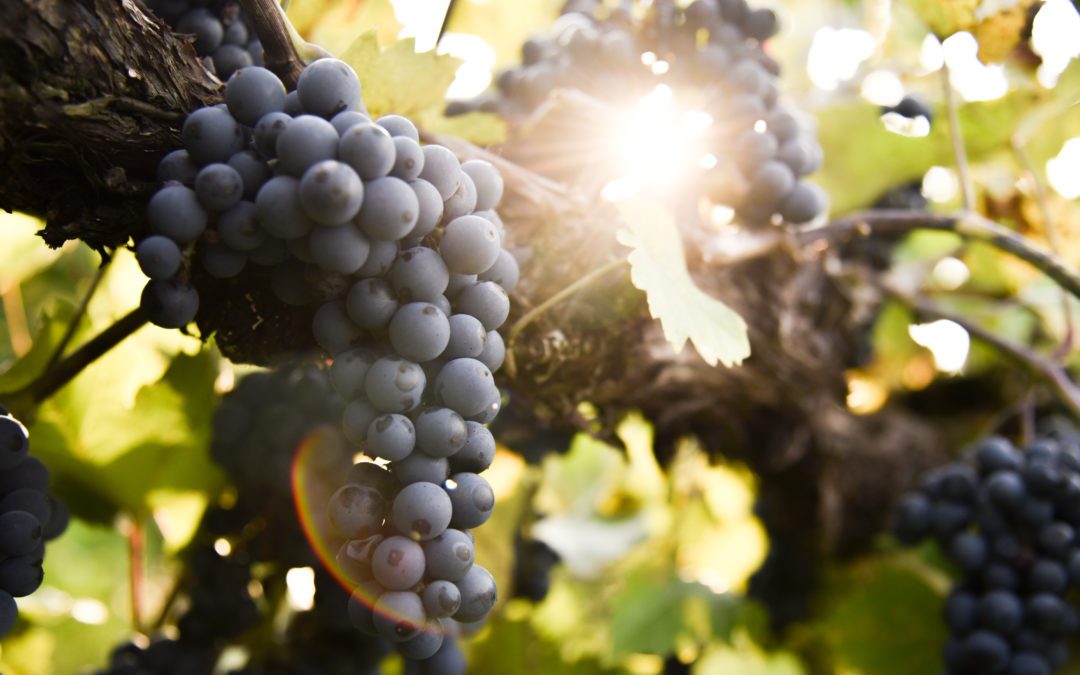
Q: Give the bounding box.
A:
[127,514,145,633]
[437,0,457,45]
[801,209,1080,303]
[1,308,148,411]
[882,282,1080,419]
[1011,137,1075,359]
[941,62,975,212]
[44,258,113,371]
[238,0,305,88]
[504,256,628,379]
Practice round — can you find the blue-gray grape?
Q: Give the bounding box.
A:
[252,111,291,159]
[450,422,495,474]
[224,66,286,126]
[376,114,419,142]
[388,303,451,363]
[141,279,199,328]
[439,215,501,275]
[422,529,474,582]
[446,472,494,529]
[391,137,426,181]
[455,281,510,331]
[309,222,371,274]
[372,536,426,590]
[275,115,339,176]
[392,481,453,541]
[365,357,425,413]
[367,414,416,462]
[312,301,362,355]
[147,184,207,244]
[217,201,265,251]
[407,179,445,239]
[356,176,419,241]
[136,236,183,280]
[391,247,449,303]
[255,175,314,240]
[346,278,399,329]
[194,162,243,212]
[226,150,270,200]
[373,590,426,642]
[296,57,364,119]
[414,408,467,458]
[461,160,504,212]
[418,145,462,200]
[422,580,461,618]
[339,123,396,181]
[182,106,243,165]
[453,564,496,622]
[435,358,498,418]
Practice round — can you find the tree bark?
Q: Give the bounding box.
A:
[0,0,951,626]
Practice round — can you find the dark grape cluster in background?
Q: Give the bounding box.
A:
[894,430,1080,675]
[144,0,264,80]
[0,406,70,638]
[449,0,826,227]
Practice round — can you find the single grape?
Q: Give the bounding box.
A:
[455,281,509,331]
[136,236,183,280]
[339,123,396,181]
[391,136,426,181]
[176,8,224,54]
[0,590,15,637]
[367,414,416,462]
[453,564,496,622]
[399,619,446,660]
[408,179,445,239]
[313,301,362,355]
[0,456,49,495]
[365,357,426,413]
[147,184,207,244]
[422,529,474,582]
[211,44,252,80]
[309,223,371,274]
[276,115,340,177]
[446,472,494,529]
[373,590,426,642]
[392,481,453,541]
[298,160,365,226]
[422,580,462,618]
[194,163,244,212]
[443,314,487,360]
[224,66,286,126]
[331,110,372,136]
[357,239,400,277]
[346,278,399,329]
[0,511,42,557]
[181,106,244,165]
[393,452,450,486]
[388,303,451,363]
[253,111,291,159]
[141,279,199,328]
[297,58,364,118]
[226,151,271,200]
[217,201,265,252]
[328,484,387,540]
[415,408,468,458]
[0,550,44,597]
[0,419,28,472]
[157,149,198,185]
[461,160,503,212]
[780,182,825,224]
[440,215,501,275]
[372,536,427,590]
[201,240,246,278]
[440,173,478,225]
[376,114,420,142]
[419,145,462,200]
[356,176,420,241]
[255,175,314,240]
[434,358,498,418]
[391,247,450,303]
[330,348,377,400]
[450,422,495,474]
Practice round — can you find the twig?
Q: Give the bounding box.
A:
[3,308,148,406]
[150,572,184,631]
[1,282,31,358]
[1012,137,1074,358]
[237,0,305,88]
[44,259,112,371]
[63,97,186,123]
[437,0,457,45]
[941,62,975,211]
[504,256,628,378]
[127,514,145,633]
[883,283,1080,419]
[802,210,1080,302]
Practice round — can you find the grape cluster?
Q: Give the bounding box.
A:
[449,0,825,227]
[894,433,1080,675]
[0,406,70,638]
[145,0,263,80]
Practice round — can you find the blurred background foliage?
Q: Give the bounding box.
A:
[0,0,1079,672]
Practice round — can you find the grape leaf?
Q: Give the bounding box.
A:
[341,31,461,121]
[615,197,750,368]
[610,571,708,658]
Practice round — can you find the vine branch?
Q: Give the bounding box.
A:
[802,210,1080,302]
[237,0,305,87]
[3,308,148,408]
[44,259,112,370]
[883,283,1080,419]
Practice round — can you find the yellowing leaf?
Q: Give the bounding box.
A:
[972,2,1037,62]
[905,0,978,37]
[290,0,400,56]
[615,197,750,368]
[341,31,460,120]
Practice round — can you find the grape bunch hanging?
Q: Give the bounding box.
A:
[894,431,1080,675]
[140,55,512,667]
[450,0,825,227]
[0,407,70,638]
[144,0,264,80]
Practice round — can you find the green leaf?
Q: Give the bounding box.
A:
[695,641,807,675]
[610,571,710,657]
[615,197,750,368]
[341,31,461,121]
[30,350,223,535]
[471,613,628,675]
[819,555,949,675]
